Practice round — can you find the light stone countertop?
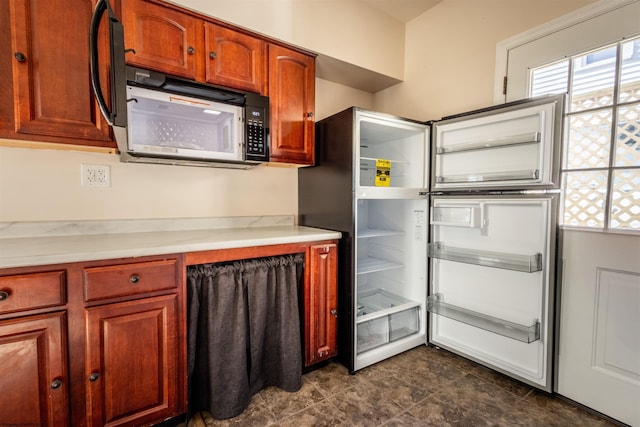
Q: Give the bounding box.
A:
[0,216,341,269]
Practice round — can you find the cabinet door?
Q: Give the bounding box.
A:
[268,44,316,165]
[0,0,112,145]
[0,312,69,427]
[121,0,201,80]
[204,23,266,94]
[85,294,182,427]
[305,243,338,365]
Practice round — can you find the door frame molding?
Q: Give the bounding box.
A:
[492,0,638,103]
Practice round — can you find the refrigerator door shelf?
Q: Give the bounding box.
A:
[428,242,543,272]
[435,169,539,185]
[436,132,541,154]
[427,293,540,343]
[431,204,484,228]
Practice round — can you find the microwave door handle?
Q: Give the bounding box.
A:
[89,0,127,127]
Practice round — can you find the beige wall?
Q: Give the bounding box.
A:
[374,0,598,122]
[167,0,406,81]
[0,0,598,222]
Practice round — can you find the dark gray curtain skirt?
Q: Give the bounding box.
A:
[187,254,304,420]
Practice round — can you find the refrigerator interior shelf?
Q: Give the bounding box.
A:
[428,242,542,272]
[436,169,539,184]
[427,294,540,343]
[357,256,404,275]
[357,289,421,354]
[436,132,541,154]
[357,228,405,238]
[360,156,409,166]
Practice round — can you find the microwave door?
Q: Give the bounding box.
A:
[431,94,565,192]
[126,85,244,162]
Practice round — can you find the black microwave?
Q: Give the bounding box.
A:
[89,0,269,169]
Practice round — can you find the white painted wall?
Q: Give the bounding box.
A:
[374,0,599,122]
[0,0,596,222]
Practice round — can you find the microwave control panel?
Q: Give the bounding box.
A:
[245,106,268,160]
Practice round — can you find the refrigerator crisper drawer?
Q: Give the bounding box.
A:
[357,289,421,354]
[432,94,564,191]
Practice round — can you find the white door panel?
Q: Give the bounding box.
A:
[557,230,640,426]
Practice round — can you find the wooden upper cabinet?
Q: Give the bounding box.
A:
[120,0,266,94]
[120,0,201,80]
[0,312,69,427]
[0,0,112,146]
[268,44,316,165]
[204,23,266,94]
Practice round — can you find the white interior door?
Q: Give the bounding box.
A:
[557,230,640,426]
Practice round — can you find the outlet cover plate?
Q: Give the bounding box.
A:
[81,164,111,187]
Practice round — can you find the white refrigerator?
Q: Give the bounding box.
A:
[298,94,565,391]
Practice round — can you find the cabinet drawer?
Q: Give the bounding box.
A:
[83,259,178,302]
[0,271,66,315]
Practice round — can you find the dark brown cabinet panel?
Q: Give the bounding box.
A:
[0,0,113,146]
[0,312,69,427]
[268,44,316,165]
[305,243,338,366]
[84,294,181,427]
[120,0,201,80]
[204,23,266,93]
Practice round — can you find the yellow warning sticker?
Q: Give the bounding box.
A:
[375,159,391,186]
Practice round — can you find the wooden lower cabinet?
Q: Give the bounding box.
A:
[85,294,181,427]
[0,255,185,427]
[305,243,338,366]
[0,312,69,427]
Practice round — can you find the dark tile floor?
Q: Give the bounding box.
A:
[185,345,619,426]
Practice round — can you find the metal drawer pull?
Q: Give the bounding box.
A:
[14,52,26,62]
[130,274,140,284]
[89,372,100,382]
[331,309,338,317]
[0,291,9,301]
[50,379,63,389]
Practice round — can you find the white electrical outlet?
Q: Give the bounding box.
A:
[81,164,111,187]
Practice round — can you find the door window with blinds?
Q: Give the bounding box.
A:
[530,37,640,231]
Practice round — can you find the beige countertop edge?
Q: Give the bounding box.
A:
[0,225,342,269]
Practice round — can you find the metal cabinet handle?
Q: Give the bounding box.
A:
[89,372,100,382]
[14,52,26,62]
[187,46,195,55]
[130,274,140,284]
[306,112,314,118]
[330,309,338,317]
[0,291,9,301]
[209,51,216,59]
[50,379,63,389]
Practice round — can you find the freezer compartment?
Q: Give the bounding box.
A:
[427,293,540,343]
[432,94,564,191]
[357,112,429,189]
[357,289,421,354]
